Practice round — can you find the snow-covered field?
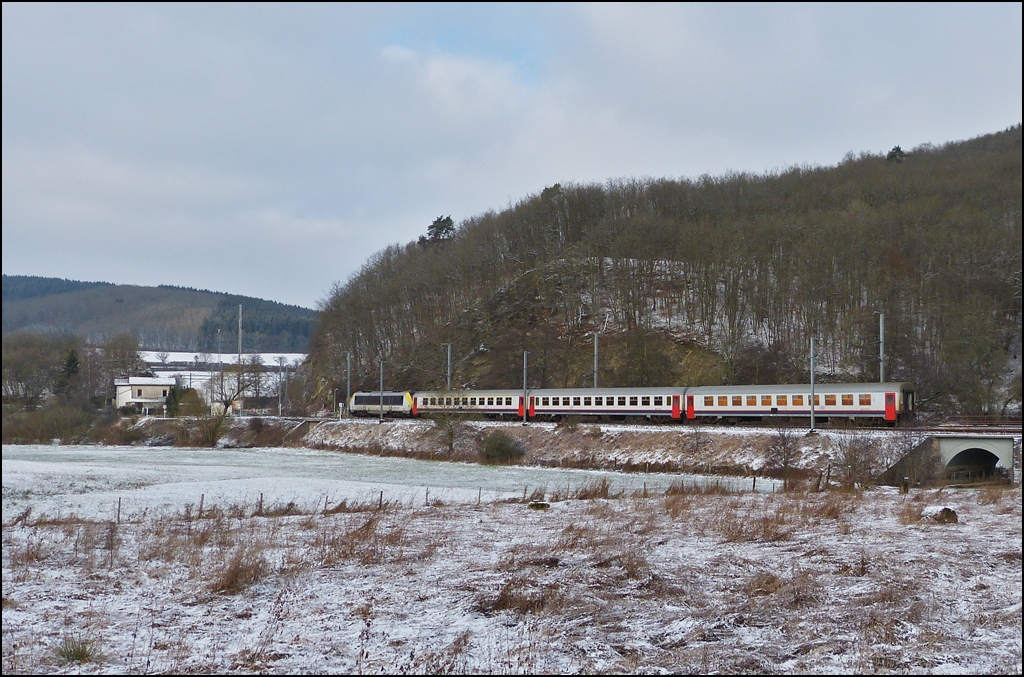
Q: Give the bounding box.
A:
[2,444,1021,674]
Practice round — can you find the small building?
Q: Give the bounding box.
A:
[114,377,176,415]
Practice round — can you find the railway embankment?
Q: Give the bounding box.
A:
[300,417,918,479]
[118,415,937,481]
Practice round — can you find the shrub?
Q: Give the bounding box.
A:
[55,636,96,665]
[480,430,526,465]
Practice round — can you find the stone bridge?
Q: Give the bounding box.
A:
[878,435,1017,486]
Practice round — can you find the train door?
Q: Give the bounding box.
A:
[412,396,418,417]
[884,392,896,422]
[686,395,695,420]
[672,395,681,420]
[529,396,536,418]
[518,396,525,419]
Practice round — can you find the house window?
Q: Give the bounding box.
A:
[654,397,663,406]
[825,394,836,406]
[704,396,714,406]
[137,389,142,397]
[842,394,854,406]
[747,395,757,406]
[793,395,804,406]
[732,396,741,406]
[761,395,772,406]
[162,389,168,397]
[777,395,787,406]
[859,394,871,406]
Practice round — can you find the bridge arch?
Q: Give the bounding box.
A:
[938,437,1014,483]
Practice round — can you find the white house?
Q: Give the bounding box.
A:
[114,377,176,415]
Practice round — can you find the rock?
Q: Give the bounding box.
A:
[922,506,958,524]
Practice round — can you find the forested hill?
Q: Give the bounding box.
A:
[311,126,1022,415]
[2,276,316,353]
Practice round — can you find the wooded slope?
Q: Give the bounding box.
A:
[3,277,316,353]
[311,127,1022,414]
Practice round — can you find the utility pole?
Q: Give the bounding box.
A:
[344,351,351,418]
[277,356,285,416]
[237,304,243,416]
[878,311,885,383]
[810,337,816,433]
[522,351,529,425]
[441,343,452,391]
[593,331,599,389]
[379,359,384,425]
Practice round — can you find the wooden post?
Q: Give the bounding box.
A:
[379,491,383,510]
[198,494,204,520]
[824,463,832,490]
[425,488,429,506]
[117,497,122,524]
[477,487,481,505]
[258,492,264,516]
[752,476,756,492]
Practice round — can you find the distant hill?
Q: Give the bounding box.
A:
[2,276,316,352]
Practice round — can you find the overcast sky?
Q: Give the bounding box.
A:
[3,3,1021,309]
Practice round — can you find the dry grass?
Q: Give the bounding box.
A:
[897,501,924,524]
[209,545,271,594]
[54,635,97,665]
[474,575,559,615]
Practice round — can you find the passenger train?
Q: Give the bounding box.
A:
[349,382,915,425]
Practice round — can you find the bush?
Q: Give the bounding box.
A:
[480,430,526,465]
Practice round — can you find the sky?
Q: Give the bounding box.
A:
[3,3,1021,309]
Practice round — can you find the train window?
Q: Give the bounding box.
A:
[777,395,787,406]
[595,397,603,405]
[814,395,820,406]
[717,396,727,407]
[824,394,836,406]
[562,397,569,405]
[792,395,803,406]
[614,397,622,406]
[573,397,581,406]
[642,397,650,406]
[654,396,663,406]
[443,398,450,406]
[704,396,713,406]
[542,397,549,406]
[460,398,466,405]
[761,395,772,406]
[747,395,756,406]
[842,394,853,406]
[584,397,592,406]
[487,397,494,405]
[505,397,512,406]
[630,396,638,406]
[859,394,871,405]
[732,396,741,406]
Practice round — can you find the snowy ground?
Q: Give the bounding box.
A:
[2,445,1021,674]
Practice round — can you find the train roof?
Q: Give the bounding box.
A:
[689,382,912,394]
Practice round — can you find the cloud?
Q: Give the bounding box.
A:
[2,4,1020,308]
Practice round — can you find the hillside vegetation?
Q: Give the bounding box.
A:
[311,127,1022,415]
[2,277,316,353]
